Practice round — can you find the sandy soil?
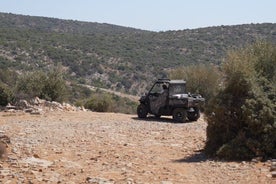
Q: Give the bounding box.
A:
[0,111,274,183]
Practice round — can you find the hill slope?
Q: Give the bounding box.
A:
[0,12,276,95]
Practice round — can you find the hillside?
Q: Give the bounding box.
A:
[0,12,276,96]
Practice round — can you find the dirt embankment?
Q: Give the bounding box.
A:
[0,111,274,183]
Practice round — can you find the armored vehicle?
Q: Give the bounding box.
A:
[137,79,205,122]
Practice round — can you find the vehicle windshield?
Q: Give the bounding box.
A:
[169,84,186,95]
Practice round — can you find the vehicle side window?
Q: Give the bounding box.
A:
[170,84,185,95]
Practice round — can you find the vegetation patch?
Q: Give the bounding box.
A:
[205,42,276,160]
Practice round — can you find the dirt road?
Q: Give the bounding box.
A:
[0,111,273,183]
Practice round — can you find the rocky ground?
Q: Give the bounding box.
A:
[0,110,274,183]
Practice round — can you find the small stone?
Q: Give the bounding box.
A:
[33,154,40,158]
[90,157,98,161]
[102,162,108,166]
[86,177,114,183]
[55,150,63,154]
[0,169,10,177]
[24,108,34,113]
[270,165,276,171]
[252,158,259,163]
[30,111,42,115]
[271,171,276,178]
[126,178,134,184]
[0,142,7,158]
[161,181,173,184]
[6,103,16,110]
[12,148,18,154]
[260,168,269,172]
[0,135,11,144]
[126,163,133,168]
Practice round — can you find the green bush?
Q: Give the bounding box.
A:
[0,84,12,106]
[205,42,276,160]
[84,92,137,114]
[41,70,68,102]
[169,64,220,103]
[15,71,46,100]
[0,69,18,87]
[84,93,112,112]
[15,69,67,102]
[0,69,17,106]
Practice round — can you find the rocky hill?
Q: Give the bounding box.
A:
[0,12,276,95]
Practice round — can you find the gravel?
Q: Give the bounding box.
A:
[0,111,273,183]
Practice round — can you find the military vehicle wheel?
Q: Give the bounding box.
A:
[137,104,148,118]
[187,108,200,121]
[172,108,187,123]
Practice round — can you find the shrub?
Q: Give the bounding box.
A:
[15,71,46,100]
[0,84,12,106]
[84,91,137,114]
[84,93,113,112]
[0,69,18,87]
[169,64,220,103]
[205,42,276,160]
[41,70,68,102]
[0,69,17,106]
[15,69,67,102]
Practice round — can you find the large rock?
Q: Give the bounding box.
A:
[16,100,31,109]
[3,97,86,113]
[30,97,45,105]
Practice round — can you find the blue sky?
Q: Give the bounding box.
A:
[0,0,275,31]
